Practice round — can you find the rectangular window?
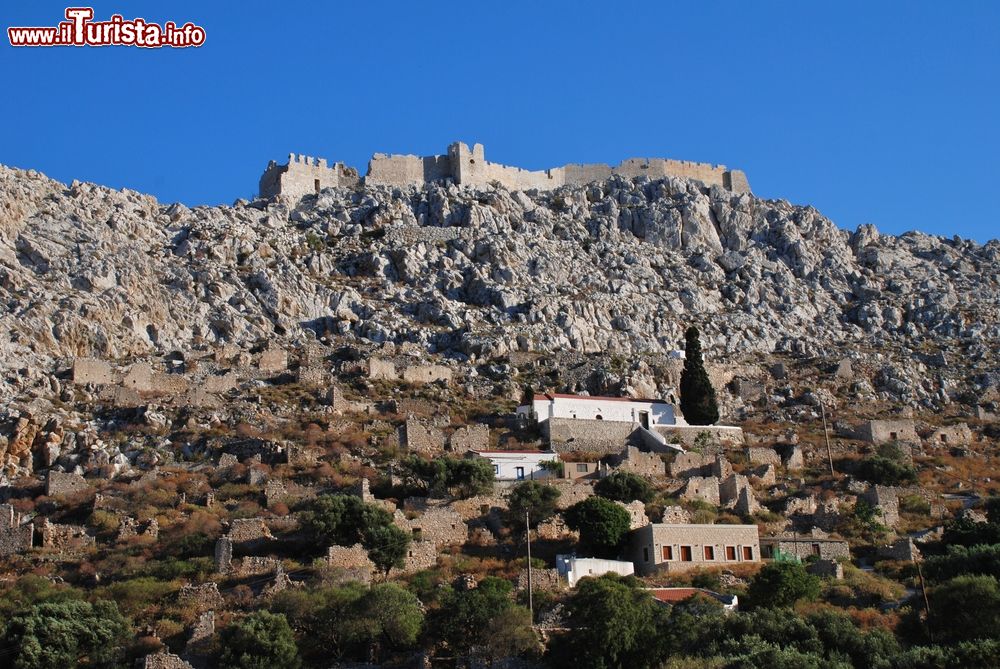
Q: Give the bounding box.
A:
[725,546,737,561]
[812,543,821,557]
[515,467,525,480]
[680,546,693,562]
[662,546,674,561]
[742,546,754,560]
[494,465,499,475]
[314,178,321,193]
[643,547,649,562]
[704,546,715,560]
[576,463,589,472]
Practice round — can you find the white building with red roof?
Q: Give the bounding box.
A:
[517,393,686,430]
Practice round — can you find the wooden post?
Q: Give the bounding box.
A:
[820,400,834,477]
[917,559,933,642]
[526,511,534,621]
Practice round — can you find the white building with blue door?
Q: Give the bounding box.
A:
[471,450,559,481]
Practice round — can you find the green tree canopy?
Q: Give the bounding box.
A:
[299,494,410,573]
[747,562,821,609]
[547,574,661,669]
[347,583,424,659]
[595,470,655,503]
[508,481,561,528]
[928,574,1000,643]
[679,326,720,425]
[402,455,495,498]
[217,610,301,669]
[564,496,632,558]
[430,576,534,659]
[0,600,130,669]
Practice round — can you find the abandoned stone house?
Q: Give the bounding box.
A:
[760,534,851,561]
[856,419,919,445]
[259,141,751,199]
[0,504,33,556]
[631,523,761,575]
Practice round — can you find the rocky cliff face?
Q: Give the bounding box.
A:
[0,164,997,401]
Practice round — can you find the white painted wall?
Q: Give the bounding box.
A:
[473,451,558,481]
[517,394,681,426]
[556,555,635,586]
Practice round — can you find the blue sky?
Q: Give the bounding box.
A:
[2,1,998,241]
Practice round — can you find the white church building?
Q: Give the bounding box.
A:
[517,393,686,429]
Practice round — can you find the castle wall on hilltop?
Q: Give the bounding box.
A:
[259,153,360,199]
[259,142,750,198]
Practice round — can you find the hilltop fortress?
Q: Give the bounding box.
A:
[259,141,751,200]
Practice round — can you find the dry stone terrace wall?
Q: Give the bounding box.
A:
[548,418,635,455]
[46,470,89,496]
[449,424,490,452]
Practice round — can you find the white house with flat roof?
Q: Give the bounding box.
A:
[470,450,558,481]
[556,555,635,586]
[517,393,686,429]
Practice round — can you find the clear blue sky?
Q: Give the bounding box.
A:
[2,1,998,241]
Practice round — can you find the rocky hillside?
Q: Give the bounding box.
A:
[1,165,997,405]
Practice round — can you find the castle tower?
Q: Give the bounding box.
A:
[448,142,487,187]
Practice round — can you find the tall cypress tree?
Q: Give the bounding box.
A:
[679,326,720,425]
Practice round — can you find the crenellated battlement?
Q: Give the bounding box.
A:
[259,153,360,200]
[259,142,750,199]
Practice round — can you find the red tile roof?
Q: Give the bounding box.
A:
[533,393,668,404]
[648,588,701,603]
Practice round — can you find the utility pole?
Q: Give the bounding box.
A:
[916,559,934,642]
[526,511,534,621]
[820,400,834,477]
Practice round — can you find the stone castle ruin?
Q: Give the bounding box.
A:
[259,141,751,199]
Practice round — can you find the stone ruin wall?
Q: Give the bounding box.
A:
[275,141,751,198]
[366,152,452,188]
[449,424,490,452]
[548,417,636,455]
[259,153,360,199]
[0,504,33,556]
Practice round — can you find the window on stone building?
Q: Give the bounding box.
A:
[742,546,754,560]
[643,547,649,562]
[412,528,422,541]
[576,463,589,473]
[890,432,898,440]
[314,178,320,193]
[516,467,525,480]
[940,434,948,443]
[726,546,737,560]
[662,545,674,561]
[680,546,693,562]
[704,546,715,560]
[812,543,821,557]
[596,415,603,420]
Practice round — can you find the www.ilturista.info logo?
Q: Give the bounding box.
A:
[8,7,205,48]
